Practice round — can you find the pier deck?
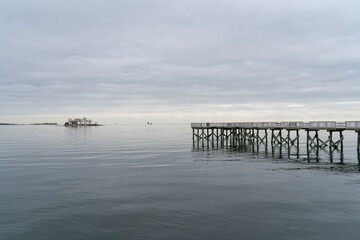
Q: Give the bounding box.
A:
[191,121,360,165]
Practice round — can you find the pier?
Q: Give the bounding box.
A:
[191,121,360,165]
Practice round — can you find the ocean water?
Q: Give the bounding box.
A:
[1,124,360,240]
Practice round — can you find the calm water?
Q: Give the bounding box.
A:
[1,125,360,240]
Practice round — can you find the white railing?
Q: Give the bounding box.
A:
[345,121,360,130]
[280,122,304,128]
[191,121,360,130]
[336,122,346,128]
[309,121,336,129]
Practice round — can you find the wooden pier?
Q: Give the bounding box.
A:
[191,121,360,165]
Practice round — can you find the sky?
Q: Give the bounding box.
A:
[1,0,360,124]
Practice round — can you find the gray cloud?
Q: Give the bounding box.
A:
[1,0,360,122]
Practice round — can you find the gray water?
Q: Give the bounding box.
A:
[1,125,360,240]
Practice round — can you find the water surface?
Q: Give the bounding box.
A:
[1,125,360,240]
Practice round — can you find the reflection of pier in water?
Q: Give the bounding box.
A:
[191,121,360,165]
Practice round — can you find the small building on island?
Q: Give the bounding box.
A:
[64,117,101,127]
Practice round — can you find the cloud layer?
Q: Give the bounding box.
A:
[1,0,360,123]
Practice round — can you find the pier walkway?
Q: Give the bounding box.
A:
[191,121,360,165]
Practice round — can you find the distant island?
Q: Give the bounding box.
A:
[64,117,101,127]
[0,123,58,125]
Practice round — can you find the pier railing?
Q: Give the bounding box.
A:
[191,121,360,130]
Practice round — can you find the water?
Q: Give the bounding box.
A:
[1,125,360,240]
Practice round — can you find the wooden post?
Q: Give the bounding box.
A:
[296,143,300,159]
[197,128,200,148]
[271,129,275,157]
[192,128,195,147]
[306,130,310,161]
[225,129,228,146]
[239,128,241,147]
[340,131,344,163]
[243,128,247,148]
[296,130,299,151]
[252,128,255,144]
[220,128,224,147]
[229,129,231,146]
[206,128,209,148]
[222,128,224,147]
[329,130,333,163]
[265,129,268,155]
[357,131,360,165]
[233,129,235,147]
[239,129,243,147]
[252,128,255,153]
[232,128,235,147]
[230,129,232,147]
[240,128,242,147]
[287,130,290,158]
[211,128,214,148]
[228,129,230,147]
[256,130,259,154]
[233,128,236,147]
[229,129,232,146]
[357,130,360,152]
[315,130,319,162]
[287,130,290,147]
[239,129,242,146]
[223,129,225,147]
[235,128,239,147]
[201,128,204,148]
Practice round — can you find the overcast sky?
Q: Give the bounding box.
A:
[1,0,360,124]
